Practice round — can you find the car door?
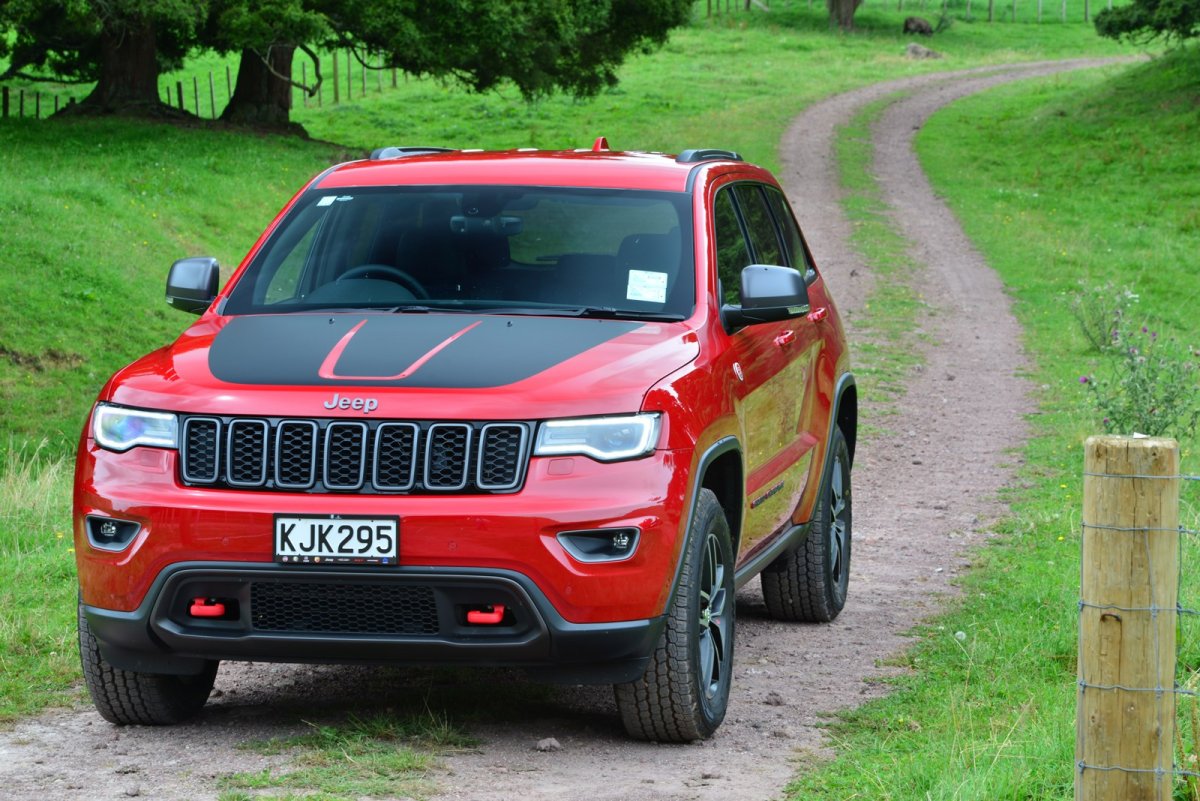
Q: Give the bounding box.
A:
[713,183,821,560]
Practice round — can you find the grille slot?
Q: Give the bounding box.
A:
[425,424,472,490]
[478,424,529,490]
[374,423,419,491]
[250,582,439,635]
[179,417,530,495]
[226,420,268,487]
[275,421,317,489]
[325,422,368,490]
[181,417,220,483]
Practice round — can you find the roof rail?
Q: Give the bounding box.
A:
[369,146,454,161]
[676,148,743,164]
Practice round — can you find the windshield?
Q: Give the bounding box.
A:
[224,186,695,320]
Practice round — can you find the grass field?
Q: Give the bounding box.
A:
[2,2,1192,797]
[786,45,1200,800]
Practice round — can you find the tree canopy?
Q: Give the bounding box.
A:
[1095,0,1200,42]
[0,0,694,127]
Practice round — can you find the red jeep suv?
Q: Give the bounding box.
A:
[74,141,856,743]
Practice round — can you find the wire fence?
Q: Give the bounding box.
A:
[1077,440,1200,800]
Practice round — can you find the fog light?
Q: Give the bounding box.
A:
[85,515,141,551]
[557,528,640,563]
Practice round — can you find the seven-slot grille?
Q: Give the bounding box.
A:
[180,416,530,494]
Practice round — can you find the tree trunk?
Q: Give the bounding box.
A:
[222,46,299,130]
[78,16,165,113]
[828,0,862,29]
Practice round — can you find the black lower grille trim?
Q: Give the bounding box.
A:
[250,582,439,635]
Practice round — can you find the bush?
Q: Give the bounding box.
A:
[1081,325,1200,437]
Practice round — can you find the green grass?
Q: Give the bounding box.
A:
[0,121,347,458]
[786,45,1200,800]
[0,445,80,720]
[833,94,929,436]
[217,712,474,800]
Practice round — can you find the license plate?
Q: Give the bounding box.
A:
[274,515,398,566]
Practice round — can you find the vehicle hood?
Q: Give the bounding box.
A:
[105,312,700,420]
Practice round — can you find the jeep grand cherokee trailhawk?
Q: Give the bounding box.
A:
[74,140,856,742]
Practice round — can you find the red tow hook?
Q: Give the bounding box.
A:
[466,604,506,625]
[189,597,227,618]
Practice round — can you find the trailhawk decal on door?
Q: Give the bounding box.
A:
[208,314,639,388]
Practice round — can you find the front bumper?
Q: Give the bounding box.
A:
[85,562,664,684]
[75,443,695,624]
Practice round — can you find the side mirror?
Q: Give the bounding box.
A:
[722,264,810,330]
[166,257,219,315]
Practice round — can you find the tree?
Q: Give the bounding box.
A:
[828,0,864,30]
[0,0,205,114]
[1095,0,1200,42]
[209,0,694,128]
[202,0,327,127]
[0,0,694,127]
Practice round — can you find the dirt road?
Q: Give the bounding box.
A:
[0,58,1124,801]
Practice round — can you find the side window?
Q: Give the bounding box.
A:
[764,187,812,271]
[713,187,751,304]
[733,184,783,267]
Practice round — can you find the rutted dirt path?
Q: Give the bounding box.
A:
[0,58,1125,801]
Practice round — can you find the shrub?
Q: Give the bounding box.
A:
[1080,326,1200,438]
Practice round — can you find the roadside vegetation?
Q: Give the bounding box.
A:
[3,1,1189,798]
[787,44,1200,800]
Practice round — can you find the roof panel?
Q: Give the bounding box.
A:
[315,150,700,192]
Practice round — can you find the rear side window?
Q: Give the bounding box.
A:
[732,185,784,267]
[764,186,812,272]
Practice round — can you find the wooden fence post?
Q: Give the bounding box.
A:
[2,86,8,118]
[333,52,340,104]
[1077,435,1180,801]
[208,72,216,119]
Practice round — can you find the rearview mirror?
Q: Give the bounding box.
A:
[166,257,219,315]
[721,264,810,330]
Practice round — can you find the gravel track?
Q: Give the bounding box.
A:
[0,58,1125,801]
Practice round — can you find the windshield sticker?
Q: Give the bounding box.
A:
[316,195,337,207]
[627,270,668,304]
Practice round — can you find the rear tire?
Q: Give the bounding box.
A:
[78,603,217,725]
[614,488,735,742]
[761,426,852,623]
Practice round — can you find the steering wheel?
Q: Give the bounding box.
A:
[337,264,429,299]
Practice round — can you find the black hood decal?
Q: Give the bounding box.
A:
[208,314,640,388]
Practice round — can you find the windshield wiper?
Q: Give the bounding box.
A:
[554,307,686,322]
[386,304,479,314]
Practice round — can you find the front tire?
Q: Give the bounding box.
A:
[614,488,735,742]
[761,425,852,622]
[78,603,217,725]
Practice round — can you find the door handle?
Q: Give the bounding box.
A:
[807,307,828,323]
[774,330,795,347]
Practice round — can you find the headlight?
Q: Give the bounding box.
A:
[534,414,661,462]
[93,404,178,452]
